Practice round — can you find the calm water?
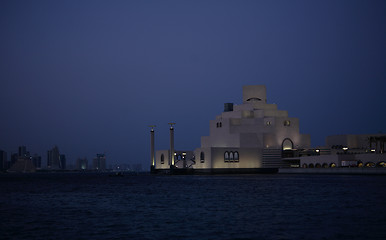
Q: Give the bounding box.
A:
[1,173,386,240]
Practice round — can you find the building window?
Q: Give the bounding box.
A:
[282,138,294,150]
[234,151,239,162]
[161,154,164,164]
[224,151,229,162]
[200,152,205,163]
[266,121,271,126]
[216,122,222,128]
[284,120,290,126]
[224,151,239,163]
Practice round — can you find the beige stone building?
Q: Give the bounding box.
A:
[297,134,386,168]
[154,85,310,173]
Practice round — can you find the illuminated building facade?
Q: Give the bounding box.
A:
[153,85,311,173]
[152,85,386,174]
[294,134,386,169]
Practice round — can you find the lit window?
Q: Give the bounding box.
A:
[200,152,205,163]
[234,151,239,162]
[365,162,375,167]
[161,154,164,164]
[282,138,293,150]
[224,151,229,162]
[284,120,290,126]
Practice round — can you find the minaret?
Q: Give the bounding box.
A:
[149,125,156,172]
[168,123,176,167]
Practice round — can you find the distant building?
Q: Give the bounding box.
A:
[0,150,7,171]
[32,154,42,169]
[47,146,61,169]
[93,154,106,171]
[60,154,66,170]
[76,158,88,170]
[18,146,27,157]
[8,157,36,173]
[8,146,36,173]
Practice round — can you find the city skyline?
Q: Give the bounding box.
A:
[0,144,144,171]
[1,0,385,166]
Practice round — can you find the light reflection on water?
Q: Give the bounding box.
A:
[1,173,386,240]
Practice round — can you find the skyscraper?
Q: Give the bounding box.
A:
[18,146,27,157]
[47,146,61,169]
[93,154,106,171]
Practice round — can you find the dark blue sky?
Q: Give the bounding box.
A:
[1,0,385,167]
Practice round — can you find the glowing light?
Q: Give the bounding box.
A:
[315,149,320,153]
[342,147,348,151]
[371,149,376,152]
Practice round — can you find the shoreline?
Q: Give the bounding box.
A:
[278,167,386,175]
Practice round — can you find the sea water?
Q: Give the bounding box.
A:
[1,173,385,240]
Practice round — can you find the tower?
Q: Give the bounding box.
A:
[149,125,156,172]
[168,123,176,167]
[47,146,61,169]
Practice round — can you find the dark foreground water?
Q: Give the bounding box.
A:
[1,173,386,240]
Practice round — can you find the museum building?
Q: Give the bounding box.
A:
[152,85,311,173]
[151,85,386,174]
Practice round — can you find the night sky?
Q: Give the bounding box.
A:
[1,0,385,168]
